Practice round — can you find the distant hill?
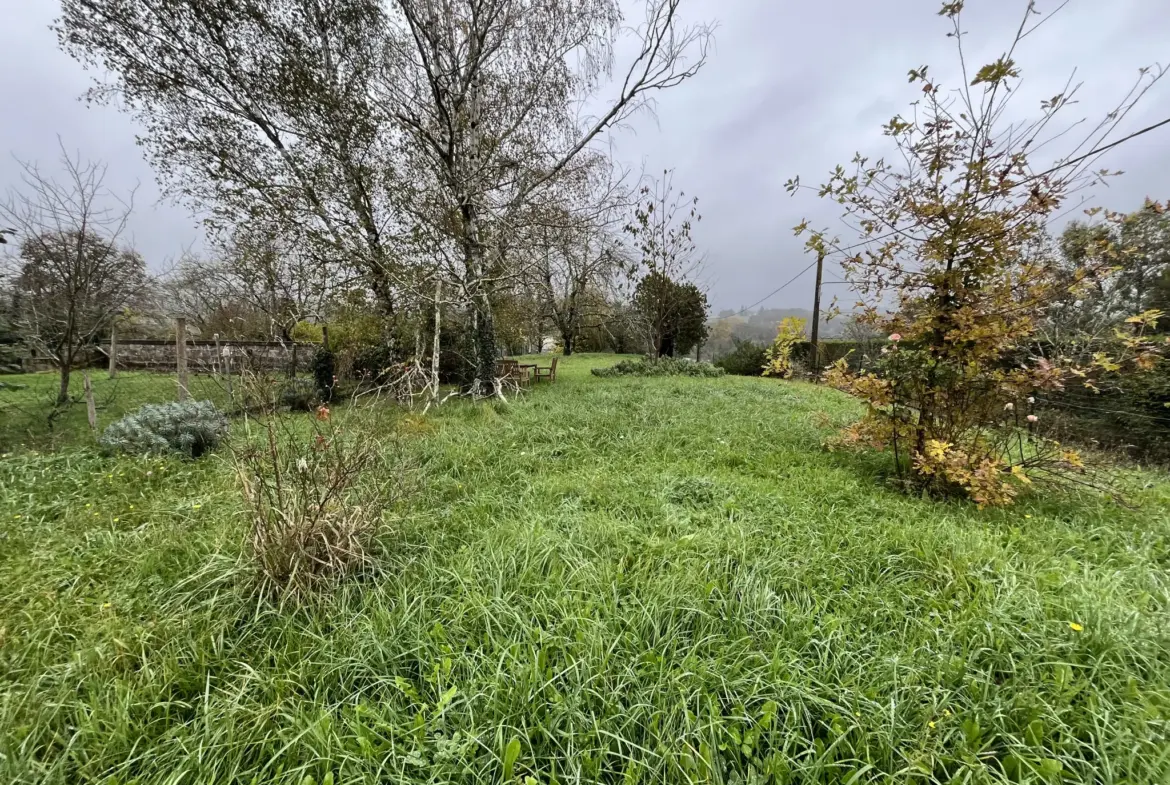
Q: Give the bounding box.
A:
[705,306,847,359]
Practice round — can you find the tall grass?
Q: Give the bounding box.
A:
[2,354,1169,783]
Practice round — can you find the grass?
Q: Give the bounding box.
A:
[2,352,1169,784]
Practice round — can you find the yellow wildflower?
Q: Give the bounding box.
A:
[1068,622,1084,632]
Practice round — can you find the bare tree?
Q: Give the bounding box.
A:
[526,173,633,355]
[0,144,147,404]
[534,223,625,355]
[163,224,343,341]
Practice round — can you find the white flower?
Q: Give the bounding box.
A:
[1004,402,1014,411]
[1027,396,1035,404]
[296,457,308,472]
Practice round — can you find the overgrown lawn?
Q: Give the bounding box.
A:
[2,353,1169,784]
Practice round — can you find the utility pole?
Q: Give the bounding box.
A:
[809,251,825,376]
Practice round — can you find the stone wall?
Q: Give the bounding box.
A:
[105,340,319,372]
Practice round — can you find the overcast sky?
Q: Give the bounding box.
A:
[3,1,1167,312]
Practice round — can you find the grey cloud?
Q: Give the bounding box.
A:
[3,0,1166,312]
[1,3,204,271]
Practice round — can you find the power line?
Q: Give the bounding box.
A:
[1025,115,1170,183]
[710,229,913,322]
[710,257,819,322]
[709,233,891,322]
[709,114,1170,326]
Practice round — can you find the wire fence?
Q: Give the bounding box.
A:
[0,323,319,451]
[1035,386,1170,464]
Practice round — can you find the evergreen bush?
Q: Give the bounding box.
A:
[99,400,228,458]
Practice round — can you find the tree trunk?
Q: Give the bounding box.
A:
[562,332,574,356]
[430,278,442,401]
[471,286,498,396]
[57,320,76,405]
[1135,263,1146,313]
[464,241,498,396]
[659,333,675,358]
[57,362,72,405]
[461,197,499,396]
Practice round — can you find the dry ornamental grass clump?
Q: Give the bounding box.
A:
[231,374,408,595]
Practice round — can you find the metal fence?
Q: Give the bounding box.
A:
[0,321,318,451]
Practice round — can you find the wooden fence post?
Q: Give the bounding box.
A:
[108,327,118,379]
[223,344,233,404]
[213,333,221,375]
[83,371,97,431]
[321,324,330,351]
[176,317,189,401]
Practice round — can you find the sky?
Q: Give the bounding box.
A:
[2,0,1167,312]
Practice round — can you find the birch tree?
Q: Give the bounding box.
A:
[56,0,403,313]
[380,0,712,393]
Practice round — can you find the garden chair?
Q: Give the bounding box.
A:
[533,357,558,383]
[497,359,530,389]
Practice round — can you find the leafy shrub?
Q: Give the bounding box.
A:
[714,339,767,376]
[716,339,871,377]
[99,400,228,458]
[280,378,319,412]
[313,348,337,403]
[351,344,401,385]
[791,340,870,371]
[793,6,1166,505]
[763,317,807,378]
[591,357,725,378]
[290,320,324,344]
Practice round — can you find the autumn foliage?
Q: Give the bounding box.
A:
[790,1,1166,505]
[762,317,807,379]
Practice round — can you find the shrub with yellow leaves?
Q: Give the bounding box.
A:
[762,317,808,379]
[789,1,1166,505]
